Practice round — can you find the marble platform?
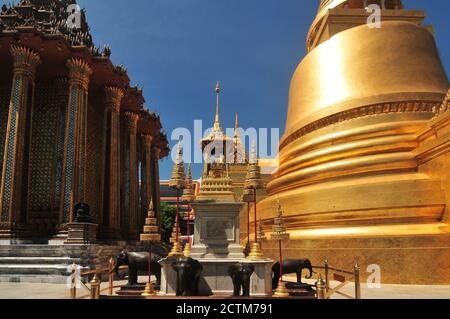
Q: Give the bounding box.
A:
[159,257,273,297]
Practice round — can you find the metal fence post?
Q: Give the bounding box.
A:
[108,257,114,296]
[70,262,76,299]
[354,261,361,299]
[315,275,327,299]
[90,273,101,299]
[324,258,329,293]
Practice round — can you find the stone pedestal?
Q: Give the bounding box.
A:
[159,201,273,297]
[190,201,244,259]
[159,257,273,297]
[64,223,98,245]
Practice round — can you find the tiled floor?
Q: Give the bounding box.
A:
[319,281,450,299]
[0,276,449,299]
[292,276,450,299]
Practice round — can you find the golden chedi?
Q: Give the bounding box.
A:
[182,164,195,256]
[246,142,266,260]
[271,202,291,298]
[258,0,450,284]
[182,164,196,203]
[140,199,160,297]
[168,141,186,257]
[140,199,161,242]
[168,141,186,190]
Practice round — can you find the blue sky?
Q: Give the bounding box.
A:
[6,0,449,179]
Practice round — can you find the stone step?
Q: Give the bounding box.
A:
[0,257,81,265]
[0,245,92,258]
[0,244,140,284]
[0,264,77,275]
[0,274,73,284]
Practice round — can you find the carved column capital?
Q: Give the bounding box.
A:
[152,146,161,159]
[141,134,153,151]
[439,89,449,115]
[10,44,41,79]
[104,86,125,112]
[67,58,92,91]
[122,112,139,134]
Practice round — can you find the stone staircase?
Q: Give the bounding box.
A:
[0,245,106,284]
[0,243,163,284]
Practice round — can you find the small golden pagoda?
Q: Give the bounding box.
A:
[139,198,161,297]
[140,199,161,242]
[168,141,186,190]
[271,202,290,242]
[246,141,266,260]
[182,164,196,203]
[182,164,195,256]
[169,225,179,244]
[271,201,291,298]
[168,141,186,257]
[257,218,266,242]
[245,142,265,191]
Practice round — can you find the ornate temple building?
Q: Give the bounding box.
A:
[258,0,450,284]
[0,0,169,243]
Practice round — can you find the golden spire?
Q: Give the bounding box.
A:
[244,141,264,190]
[257,218,266,242]
[214,81,221,130]
[270,200,290,298]
[182,163,196,202]
[169,141,186,190]
[242,164,254,202]
[232,112,248,165]
[271,201,290,241]
[234,112,240,144]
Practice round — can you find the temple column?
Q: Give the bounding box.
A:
[151,146,162,224]
[59,58,92,225]
[140,134,153,230]
[102,86,124,239]
[122,112,139,239]
[0,45,40,238]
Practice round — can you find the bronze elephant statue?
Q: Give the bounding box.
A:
[228,263,255,297]
[171,257,203,296]
[114,251,164,287]
[272,259,314,289]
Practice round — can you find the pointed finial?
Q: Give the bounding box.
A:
[214,81,221,129]
[250,140,258,164]
[176,140,183,163]
[148,197,154,212]
[182,163,195,202]
[235,112,239,130]
[169,139,186,190]
[276,199,283,217]
[215,81,220,94]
